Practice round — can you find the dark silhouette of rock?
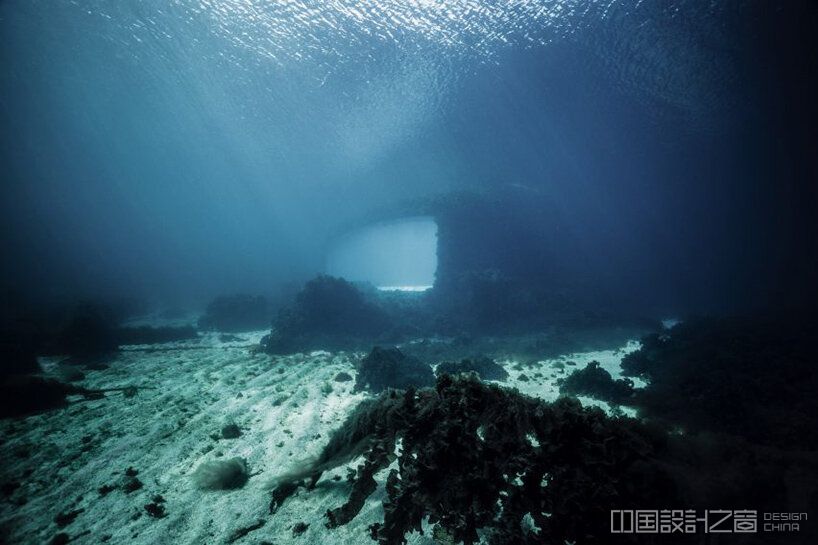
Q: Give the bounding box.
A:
[0,337,40,378]
[435,356,507,381]
[0,376,149,418]
[53,304,119,361]
[623,314,818,449]
[262,276,392,354]
[221,423,241,439]
[558,360,634,404]
[198,294,272,332]
[354,346,434,393]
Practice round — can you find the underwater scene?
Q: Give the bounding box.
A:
[1,1,817,544]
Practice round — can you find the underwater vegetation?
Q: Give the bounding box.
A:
[272,373,816,544]
[0,0,815,541]
[2,273,818,543]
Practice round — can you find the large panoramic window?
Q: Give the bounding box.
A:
[326,216,437,291]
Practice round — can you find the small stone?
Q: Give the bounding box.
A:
[144,497,167,519]
[123,477,143,494]
[55,508,83,528]
[98,484,116,496]
[221,424,242,439]
[48,533,70,545]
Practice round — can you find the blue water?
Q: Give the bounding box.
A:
[1,0,815,312]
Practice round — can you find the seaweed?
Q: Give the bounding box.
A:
[271,374,815,544]
[557,360,634,404]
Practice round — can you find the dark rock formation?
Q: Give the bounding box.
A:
[623,314,818,449]
[0,334,40,378]
[54,509,83,528]
[435,356,507,381]
[52,304,119,362]
[353,346,434,393]
[227,520,266,543]
[0,376,148,418]
[262,276,392,354]
[558,360,634,404]
[221,423,241,439]
[144,495,167,518]
[0,376,94,417]
[198,294,272,332]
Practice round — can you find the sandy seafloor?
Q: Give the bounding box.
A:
[0,317,643,545]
